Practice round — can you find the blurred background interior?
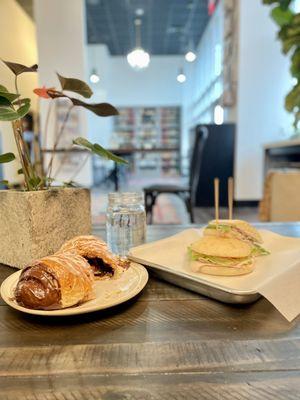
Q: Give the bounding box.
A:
[1,0,299,225]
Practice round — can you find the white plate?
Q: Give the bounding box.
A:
[0,262,148,316]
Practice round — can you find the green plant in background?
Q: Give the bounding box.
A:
[263,0,300,129]
[0,60,127,191]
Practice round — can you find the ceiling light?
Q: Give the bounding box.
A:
[127,48,150,70]
[89,69,100,83]
[135,8,144,16]
[127,19,150,70]
[177,69,186,83]
[214,105,224,125]
[185,51,197,62]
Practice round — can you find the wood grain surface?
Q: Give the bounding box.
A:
[0,223,300,400]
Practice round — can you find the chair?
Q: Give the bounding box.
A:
[144,126,208,224]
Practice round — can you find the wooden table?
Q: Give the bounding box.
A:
[1,223,300,399]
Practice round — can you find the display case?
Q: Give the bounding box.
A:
[112,106,181,176]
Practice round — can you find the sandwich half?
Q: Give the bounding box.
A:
[204,219,269,257]
[189,235,254,276]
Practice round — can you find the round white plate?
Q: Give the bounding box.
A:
[0,262,148,316]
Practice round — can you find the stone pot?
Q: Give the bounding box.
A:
[0,187,91,268]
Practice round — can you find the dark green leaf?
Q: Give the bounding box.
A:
[271,6,293,26]
[0,96,12,107]
[0,106,20,121]
[57,73,93,98]
[0,152,15,163]
[282,35,300,53]
[71,98,119,116]
[0,90,19,102]
[285,84,300,112]
[263,0,292,8]
[0,84,19,103]
[285,25,300,39]
[13,98,30,106]
[290,48,300,78]
[73,137,128,164]
[279,0,292,10]
[17,101,31,118]
[2,60,38,76]
[17,168,23,175]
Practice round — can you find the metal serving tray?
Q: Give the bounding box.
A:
[129,256,261,304]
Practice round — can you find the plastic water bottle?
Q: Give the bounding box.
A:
[106,192,146,256]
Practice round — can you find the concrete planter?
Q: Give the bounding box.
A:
[0,187,91,268]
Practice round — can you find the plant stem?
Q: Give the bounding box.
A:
[43,101,53,150]
[47,104,73,184]
[11,121,30,190]
[13,76,36,190]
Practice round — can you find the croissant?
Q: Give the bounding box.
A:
[59,235,129,279]
[15,253,95,310]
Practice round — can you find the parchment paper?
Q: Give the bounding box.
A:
[129,229,300,321]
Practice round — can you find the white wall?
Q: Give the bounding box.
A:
[108,56,183,107]
[34,0,92,186]
[235,0,293,200]
[86,45,183,145]
[0,0,38,183]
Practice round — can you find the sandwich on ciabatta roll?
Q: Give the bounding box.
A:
[204,219,269,257]
[188,235,254,276]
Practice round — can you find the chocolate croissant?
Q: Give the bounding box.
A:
[15,253,95,310]
[59,235,129,278]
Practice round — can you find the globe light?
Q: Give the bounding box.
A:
[185,51,197,62]
[177,72,186,83]
[127,47,150,70]
[89,71,100,83]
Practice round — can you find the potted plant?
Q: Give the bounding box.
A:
[263,0,300,131]
[0,60,126,268]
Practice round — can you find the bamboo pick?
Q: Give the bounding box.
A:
[228,177,234,220]
[214,178,220,223]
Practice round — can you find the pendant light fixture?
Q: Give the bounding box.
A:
[89,46,100,84]
[185,38,197,63]
[185,51,197,62]
[89,68,100,83]
[176,68,186,83]
[127,18,150,70]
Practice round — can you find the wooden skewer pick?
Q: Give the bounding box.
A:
[228,177,234,220]
[214,178,220,223]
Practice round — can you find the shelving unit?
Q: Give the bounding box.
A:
[112,106,181,176]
